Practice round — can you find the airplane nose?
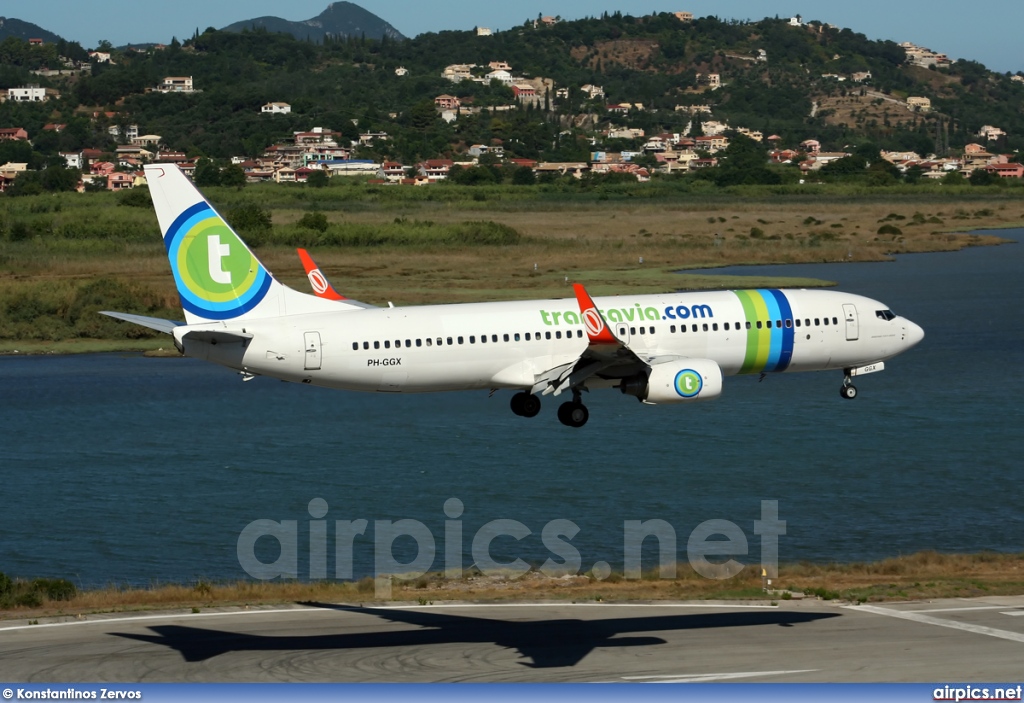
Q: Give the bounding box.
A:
[904,320,925,348]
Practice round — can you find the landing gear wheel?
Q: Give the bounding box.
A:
[557,401,589,428]
[510,392,541,417]
[840,384,858,400]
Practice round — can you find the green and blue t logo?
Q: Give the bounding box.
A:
[164,203,271,320]
[674,369,703,398]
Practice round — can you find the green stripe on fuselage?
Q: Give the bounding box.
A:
[735,290,771,374]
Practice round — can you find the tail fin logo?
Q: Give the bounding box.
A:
[166,203,272,320]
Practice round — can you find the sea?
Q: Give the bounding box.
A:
[1,229,1022,587]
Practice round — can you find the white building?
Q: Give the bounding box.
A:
[156,76,195,93]
[395,66,409,76]
[261,102,292,115]
[8,85,48,102]
[476,27,492,36]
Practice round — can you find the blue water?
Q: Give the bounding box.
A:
[1,230,1022,586]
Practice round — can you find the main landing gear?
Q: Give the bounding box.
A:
[840,373,858,400]
[510,390,590,427]
[510,391,541,418]
[557,399,589,428]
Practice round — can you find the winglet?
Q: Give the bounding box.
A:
[297,248,346,301]
[573,283,618,345]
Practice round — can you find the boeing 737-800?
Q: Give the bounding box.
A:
[103,164,924,428]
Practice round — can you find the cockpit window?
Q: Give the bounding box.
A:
[876,309,896,321]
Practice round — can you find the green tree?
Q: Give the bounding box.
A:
[220,164,247,188]
[193,159,222,187]
[306,169,329,188]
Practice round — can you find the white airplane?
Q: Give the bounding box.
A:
[103,164,924,428]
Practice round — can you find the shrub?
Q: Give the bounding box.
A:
[226,203,272,237]
[117,186,152,209]
[296,212,329,232]
[0,572,11,596]
[32,578,76,602]
[877,224,902,235]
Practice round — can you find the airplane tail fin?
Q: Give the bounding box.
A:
[144,164,338,324]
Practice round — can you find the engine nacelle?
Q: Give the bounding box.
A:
[620,358,724,404]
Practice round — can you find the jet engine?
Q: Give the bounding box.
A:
[620,358,723,404]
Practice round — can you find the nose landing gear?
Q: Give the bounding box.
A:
[840,374,858,400]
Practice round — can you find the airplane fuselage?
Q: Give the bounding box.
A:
[180,288,921,395]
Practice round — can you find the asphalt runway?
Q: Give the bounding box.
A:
[1,597,1023,682]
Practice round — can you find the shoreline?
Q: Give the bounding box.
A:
[0,229,1013,357]
[2,551,1023,620]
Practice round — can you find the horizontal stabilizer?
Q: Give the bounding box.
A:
[99,311,183,335]
[180,329,254,344]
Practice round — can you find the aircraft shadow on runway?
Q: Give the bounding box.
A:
[110,603,840,668]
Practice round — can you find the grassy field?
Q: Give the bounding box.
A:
[2,551,1022,620]
[0,183,1018,351]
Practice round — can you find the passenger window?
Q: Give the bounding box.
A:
[630,327,636,335]
[776,320,781,328]
[426,338,432,347]
[712,323,718,331]
[458,336,464,345]
[756,321,763,329]
[823,318,829,326]
[437,338,443,346]
[469,336,475,344]
[545,331,551,340]
[503,334,510,342]
[795,319,801,328]
[692,324,698,332]
[702,323,709,332]
[785,319,792,328]
[649,326,655,334]
[515,333,521,341]
[374,341,380,349]
[525,333,531,341]
[745,321,751,330]
[406,340,412,347]
[555,331,562,339]
[395,340,401,348]
[832,317,838,325]
[805,319,811,327]
[384,340,391,349]
[724,323,730,331]
[670,325,676,333]
[352,342,358,350]
[492,335,498,343]
[577,329,583,338]
[363,341,369,350]
[416,339,422,347]
[639,326,645,335]
[814,318,820,326]
[447,337,453,345]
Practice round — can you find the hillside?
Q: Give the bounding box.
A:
[0,11,1022,172]
[221,2,405,42]
[0,17,62,44]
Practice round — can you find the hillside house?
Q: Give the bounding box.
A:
[155,76,195,93]
[418,159,454,181]
[0,128,29,142]
[60,152,83,169]
[107,172,134,191]
[476,28,492,37]
[395,66,409,76]
[261,102,291,114]
[8,85,50,102]
[488,61,512,71]
[673,12,693,22]
[984,163,1024,178]
[485,69,513,85]
[907,97,931,112]
[434,94,460,110]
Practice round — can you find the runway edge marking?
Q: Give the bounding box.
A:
[848,604,1024,643]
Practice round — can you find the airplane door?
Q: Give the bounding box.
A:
[615,323,631,344]
[843,304,859,341]
[304,331,322,370]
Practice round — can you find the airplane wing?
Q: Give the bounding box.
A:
[297,248,378,309]
[99,311,183,334]
[530,283,648,397]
